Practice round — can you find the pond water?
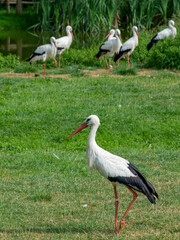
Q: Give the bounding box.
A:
[0,29,128,61]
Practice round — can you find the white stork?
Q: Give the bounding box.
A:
[68,115,159,234]
[27,36,57,76]
[105,29,122,67]
[95,29,122,69]
[114,26,139,68]
[56,25,74,69]
[147,20,177,51]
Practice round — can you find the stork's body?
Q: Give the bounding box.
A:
[26,37,57,76]
[147,20,177,51]
[56,26,74,69]
[68,115,159,234]
[114,26,139,68]
[95,29,122,69]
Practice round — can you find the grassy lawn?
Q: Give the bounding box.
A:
[0,70,179,240]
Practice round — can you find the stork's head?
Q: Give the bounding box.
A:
[68,115,100,139]
[115,29,121,40]
[50,36,57,48]
[105,29,115,39]
[169,20,175,27]
[85,115,100,127]
[66,25,74,40]
[132,26,139,37]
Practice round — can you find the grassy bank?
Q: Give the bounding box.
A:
[0,71,179,239]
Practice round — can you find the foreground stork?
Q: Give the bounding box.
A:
[147,20,177,51]
[68,115,159,234]
[114,26,139,68]
[95,29,122,69]
[56,26,74,69]
[27,36,57,76]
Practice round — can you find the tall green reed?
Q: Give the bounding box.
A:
[33,0,180,32]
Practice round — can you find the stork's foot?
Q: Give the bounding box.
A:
[119,220,126,232]
[54,60,57,67]
[106,63,108,69]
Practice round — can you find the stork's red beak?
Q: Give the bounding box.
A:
[105,32,111,39]
[136,30,139,37]
[54,41,57,48]
[71,31,74,40]
[68,122,88,139]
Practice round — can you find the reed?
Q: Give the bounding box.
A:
[33,0,180,32]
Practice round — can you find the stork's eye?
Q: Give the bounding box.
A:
[86,118,91,123]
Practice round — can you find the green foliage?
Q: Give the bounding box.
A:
[146,35,180,69]
[14,63,38,73]
[0,53,20,70]
[32,0,180,32]
[113,64,137,75]
[60,47,104,67]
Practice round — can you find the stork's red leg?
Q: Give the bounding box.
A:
[114,185,119,234]
[43,62,45,76]
[104,58,108,69]
[118,187,138,233]
[59,54,61,69]
[53,58,57,67]
[127,56,130,68]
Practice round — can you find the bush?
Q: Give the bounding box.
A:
[60,47,105,67]
[145,36,180,69]
[0,53,20,70]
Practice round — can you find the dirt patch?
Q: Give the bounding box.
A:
[0,72,70,78]
[82,69,107,77]
[83,68,158,77]
[0,69,179,79]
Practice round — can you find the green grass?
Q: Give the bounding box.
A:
[0,70,179,239]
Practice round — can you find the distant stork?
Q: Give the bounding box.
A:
[95,29,122,69]
[114,26,139,68]
[68,115,159,234]
[147,20,177,51]
[27,36,57,76]
[56,26,74,69]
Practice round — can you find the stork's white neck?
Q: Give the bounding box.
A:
[67,30,72,38]
[133,30,138,38]
[87,124,99,146]
[86,124,99,170]
[169,23,174,30]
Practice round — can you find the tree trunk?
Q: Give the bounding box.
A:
[6,0,10,14]
[16,0,22,15]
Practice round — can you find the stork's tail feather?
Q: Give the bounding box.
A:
[147,40,154,51]
[114,51,122,62]
[108,162,159,204]
[26,55,34,63]
[114,48,131,62]
[147,34,158,51]
[94,52,100,58]
[94,50,105,59]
